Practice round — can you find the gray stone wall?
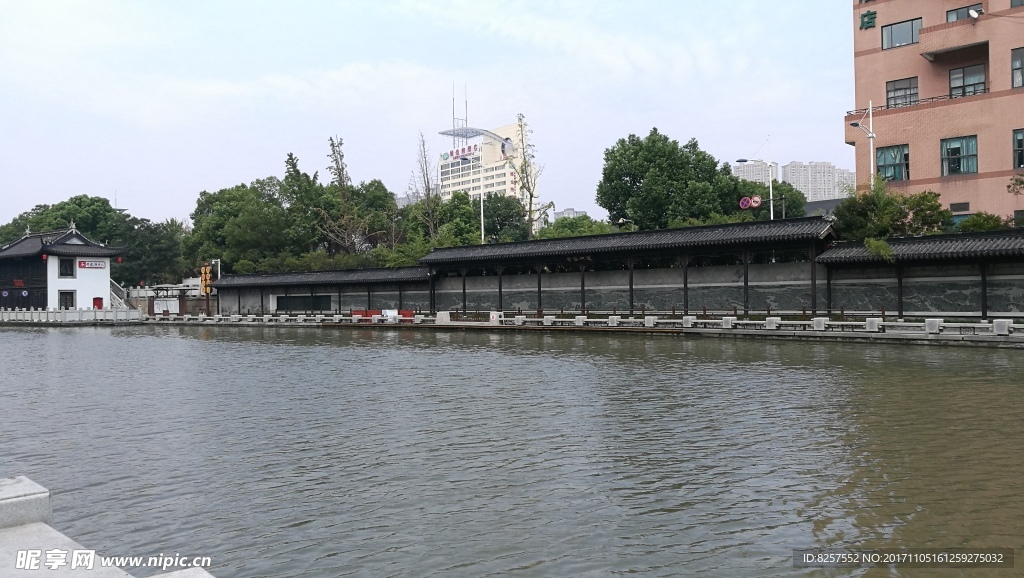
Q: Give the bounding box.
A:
[215,260,1023,316]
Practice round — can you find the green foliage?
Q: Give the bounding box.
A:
[956,212,1012,232]
[1009,173,1024,197]
[0,195,186,285]
[831,177,953,240]
[863,237,895,263]
[596,129,805,229]
[474,193,528,243]
[536,215,617,239]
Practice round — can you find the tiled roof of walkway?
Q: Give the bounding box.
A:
[419,217,835,266]
[817,229,1024,264]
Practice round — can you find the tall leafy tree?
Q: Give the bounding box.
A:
[473,193,528,243]
[536,215,616,239]
[831,177,953,241]
[596,129,732,230]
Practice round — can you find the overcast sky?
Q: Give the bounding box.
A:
[0,0,855,225]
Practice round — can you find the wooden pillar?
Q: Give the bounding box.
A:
[896,265,904,318]
[809,243,818,316]
[742,250,750,316]
[366,285,371,311]
[536,264,543,312]
[579,266,586,312]
[826,268,833,314]
[429,273,436,313]
[980,262,989,321]
[497,267,504,312]
[238,289,242,314]
[460,267,468,315]
[682,255,689,315]
[337,286,341,313]
[627,257,635,315]
[260,287,265,314]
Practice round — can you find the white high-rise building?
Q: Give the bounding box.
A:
[731,160,778,187]
[437,124,539,215]
[552,208,587,220]
[781,162,855,202]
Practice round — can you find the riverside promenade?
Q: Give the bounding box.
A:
[134,311,1024,348]
[0,477,214,577]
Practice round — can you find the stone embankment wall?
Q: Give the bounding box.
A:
[216,261,1023,317]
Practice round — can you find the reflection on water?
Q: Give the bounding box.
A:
[1,326,1022,577]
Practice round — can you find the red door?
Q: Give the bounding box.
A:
[93,297,104,309]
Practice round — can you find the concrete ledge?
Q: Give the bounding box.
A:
[0,477,51,530]
[0,522,132,576]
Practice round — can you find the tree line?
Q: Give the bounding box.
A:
[1,127,1018,286]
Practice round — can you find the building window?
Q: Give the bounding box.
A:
[1014,129,1024,169]
[950,202,971,213]
[877,145,911,181]
[941,136,978,176]
[950,64,986,97]
[882,18,922,50]
[1014,48,1023,88]
[947,4,983,22]
[1015,210,1024,228]
[58,258,75,278]
[58,291,76,310]
[886,77,919,108]
[1014,0,1024,7]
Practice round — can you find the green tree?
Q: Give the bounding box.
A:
[437,192,479,247]
[831,177,953,241]
[596,129,731,230]
[474,193,528,243]
[537,215,617,239]
[184,182,291,272]
[956,212,1012,232]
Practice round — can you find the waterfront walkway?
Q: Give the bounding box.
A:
[131,311,1024,348]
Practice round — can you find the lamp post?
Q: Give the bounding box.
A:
[736,136,774,220]
[850,100,876,184]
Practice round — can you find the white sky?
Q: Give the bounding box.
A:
[0,0,855,224]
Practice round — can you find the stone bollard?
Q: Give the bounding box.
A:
[812,317,827,331]
[513,315,526,326]
[866,318,882,332]
[575,316,586,326]
[925,319,942,334]
[607,316,620,327]
[993,319,1011,336]
[682,316,695,328]
[543,315,555,326]
[765,317,781,330]
[644,316,657,328]
[435,311,451,325]
[722,316,737,329]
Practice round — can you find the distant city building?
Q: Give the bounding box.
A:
[552,208,587,220]
[437,124,538,213]
[730,160,778,187]
[781,162,856,202]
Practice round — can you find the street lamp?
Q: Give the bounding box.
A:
[850,100,877,183]
[736,135,774,220]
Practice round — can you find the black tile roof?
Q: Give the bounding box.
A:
[419,217,836,266]
[0,229,122,259]
[817,229,1024,264]
[211,266,431,288]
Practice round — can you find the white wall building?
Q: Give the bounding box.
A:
[781,162,856,202]
[438,123,540,217]
[731,160,779,187]
[552,208,587,220]
[0,228,122,310]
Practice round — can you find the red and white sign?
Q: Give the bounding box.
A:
[78,260,106,269]
[739,197,752,210]
[751,196,762,208]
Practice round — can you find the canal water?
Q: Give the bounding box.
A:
[1,326,1022,577]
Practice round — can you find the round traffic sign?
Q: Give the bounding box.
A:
[751,196,762,208]
[21,290,28,297]
[739,196,752,210]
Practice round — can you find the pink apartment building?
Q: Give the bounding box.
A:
[846,0,1024,223]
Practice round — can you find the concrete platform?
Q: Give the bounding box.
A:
[0,477,213,577]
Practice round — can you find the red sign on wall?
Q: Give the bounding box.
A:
[78,261,106,269]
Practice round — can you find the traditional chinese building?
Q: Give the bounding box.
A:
[0,227,123,310]
[848,0,1024,223]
